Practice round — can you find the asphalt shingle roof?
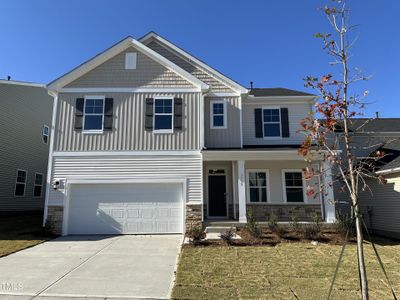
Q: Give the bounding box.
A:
[248,88,315,97]
[338,118,400,133]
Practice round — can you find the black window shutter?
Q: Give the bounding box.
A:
[103,98,114,131]
[145,98,154,130]
[74,98,84,130]
[254,108,263,138]
[174,98,183,130]
[281,107,290,137]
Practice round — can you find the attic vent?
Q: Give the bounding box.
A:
[125,52,137,69]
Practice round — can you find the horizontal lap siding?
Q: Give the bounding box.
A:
[48,155,203,206]
[204,96,241,148]
[55,92,200,151]
[66,47,194,88]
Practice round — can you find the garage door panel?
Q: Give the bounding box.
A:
[67,183,183,235]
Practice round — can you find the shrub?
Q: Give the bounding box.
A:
[312,213,322,232]
[302,224,320,240]
[290,209,301,233]
[267,211,278,230]
[334,212,354,239]
[186,226,205,245]
[246,209,261,238]
[220,227,235,245]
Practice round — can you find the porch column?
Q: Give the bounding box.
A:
[237,160,247,223]
[322,160,336,223]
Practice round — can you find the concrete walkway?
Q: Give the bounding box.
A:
[0,235,182,299]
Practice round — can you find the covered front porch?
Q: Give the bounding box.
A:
[202,148,336,224]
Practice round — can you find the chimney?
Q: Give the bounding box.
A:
[250,81,253,90]
[375,112,379,119]
[7,76,11,81]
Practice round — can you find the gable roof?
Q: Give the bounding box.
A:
[139,31,248,94]
[248,88,315,97]
[48,36,209,91]
[373,139,400,174]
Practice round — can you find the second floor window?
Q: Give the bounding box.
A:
[84,97,104,132]
[211,100,226,129]
[154,98,173,132]
[42,125,49,144]
[263,108,281,137]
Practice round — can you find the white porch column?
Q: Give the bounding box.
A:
[237,160,247,223]
[323,160,336,223]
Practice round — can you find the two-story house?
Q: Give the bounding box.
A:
[44,32,336,235]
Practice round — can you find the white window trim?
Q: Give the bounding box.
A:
[14,169,27,197]
[262,106,282,140]
[125,52,137,69]
[42,125,49,144]
[82,95,105,134]
[210,99,227,129]
[246,169,271,204]
[282,169,307,204]
[153,96,174,134]
[33,173,44,198]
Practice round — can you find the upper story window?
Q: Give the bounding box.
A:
[34,173,44,197]
[210,100,227,129]
[83,97,105,132]
[283,170,305,203]
[42,125,49,144]
[15,169,27,197]
[247,170,269,203]
[263,107,281,138]
[125,52,137,69]
[154,98,173,133]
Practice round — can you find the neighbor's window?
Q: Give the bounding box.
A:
[42,125,49,144]
[154,98,173,132]
[211,100,226,128]
[15,169,27,197]
[248,170,268,202]
[284,171,304,202]
[84,97,104,131]
[263,108,281,137]
[34,173,44,197]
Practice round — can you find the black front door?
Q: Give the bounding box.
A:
[208,174,227,217]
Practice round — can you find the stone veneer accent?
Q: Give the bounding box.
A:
[46,206,63,235]
[247,204,322,222]
[186,204,202,231]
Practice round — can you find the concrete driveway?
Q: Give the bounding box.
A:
[0,235,182,299]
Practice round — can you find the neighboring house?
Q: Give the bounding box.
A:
[334,118,400,239]
[44,32,336,235]
[0,80,53,214]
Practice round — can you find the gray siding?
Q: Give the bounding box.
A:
[204,96,241,148]
[146,40,234,93]
[0,83,53,211]
[48,154,202,206]
[242,99,312,146]
[55,92,200,151]
[66,47,194,88]
[359,175,400,239]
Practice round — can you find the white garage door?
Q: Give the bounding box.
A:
[67,183,183,235]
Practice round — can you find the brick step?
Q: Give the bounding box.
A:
[205,226,237,234]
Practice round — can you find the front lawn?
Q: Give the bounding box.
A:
[0,215,53,257]
[172,240,400,299]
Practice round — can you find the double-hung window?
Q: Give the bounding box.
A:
[14,170,27,197]
[83,97,104,132]
[154,97,173,132]
[263,107,281,137]
[210,100,226,129]
[34,173,44,197]
[247,170,269,203]
[42,125,49,144]
[283,170,305,203]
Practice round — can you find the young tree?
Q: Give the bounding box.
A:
[298,1,384,299]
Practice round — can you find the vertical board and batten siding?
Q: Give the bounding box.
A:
[65,47,194,88]
[146,40,234,93]
[0,83,53,211]
[359,175,400,239]
[204,96,241,148]
[242,99,313,146]
[55,92,200,151]
[48,155,203,206]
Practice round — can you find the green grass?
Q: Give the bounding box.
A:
[172,241,400,299]
[0,215,51,257]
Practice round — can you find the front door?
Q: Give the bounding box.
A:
[208,169,227,217]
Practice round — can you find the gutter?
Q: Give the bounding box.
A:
[376,167,400,176]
